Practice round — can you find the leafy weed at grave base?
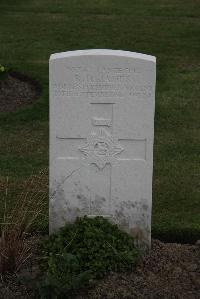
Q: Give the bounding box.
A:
[39,216,140,297]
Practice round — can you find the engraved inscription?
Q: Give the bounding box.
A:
[53,65,153,98]
[53,83,153,98]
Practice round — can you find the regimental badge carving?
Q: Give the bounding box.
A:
[79,129,124,169]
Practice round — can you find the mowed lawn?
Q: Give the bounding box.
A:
[0,0,199,241]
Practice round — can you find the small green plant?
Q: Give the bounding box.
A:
[0,64,8,80]
[39,253,91,298]
[39,216,140,297]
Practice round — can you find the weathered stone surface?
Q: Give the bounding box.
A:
[49,49,156,249]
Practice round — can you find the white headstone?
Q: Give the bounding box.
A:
[50,49,156,249]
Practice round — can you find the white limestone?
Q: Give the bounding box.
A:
[49,49,156,249]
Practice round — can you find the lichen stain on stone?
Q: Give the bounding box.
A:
[111,199,151,249]
[130,226,150,252]
[95,194,106,202]
[118,218,129,231]
[76,193,90,213]
[115,209,124,219]
[142,203,149,211]
[90,194,106,214]
[130,227,144,240]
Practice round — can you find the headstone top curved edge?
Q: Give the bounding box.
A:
[50,49,156,63]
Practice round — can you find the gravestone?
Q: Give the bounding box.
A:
[50,49,156,249]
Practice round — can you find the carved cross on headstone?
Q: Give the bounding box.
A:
[56,102,146,217]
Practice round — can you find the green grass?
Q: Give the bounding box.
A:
[0,0,199,241]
